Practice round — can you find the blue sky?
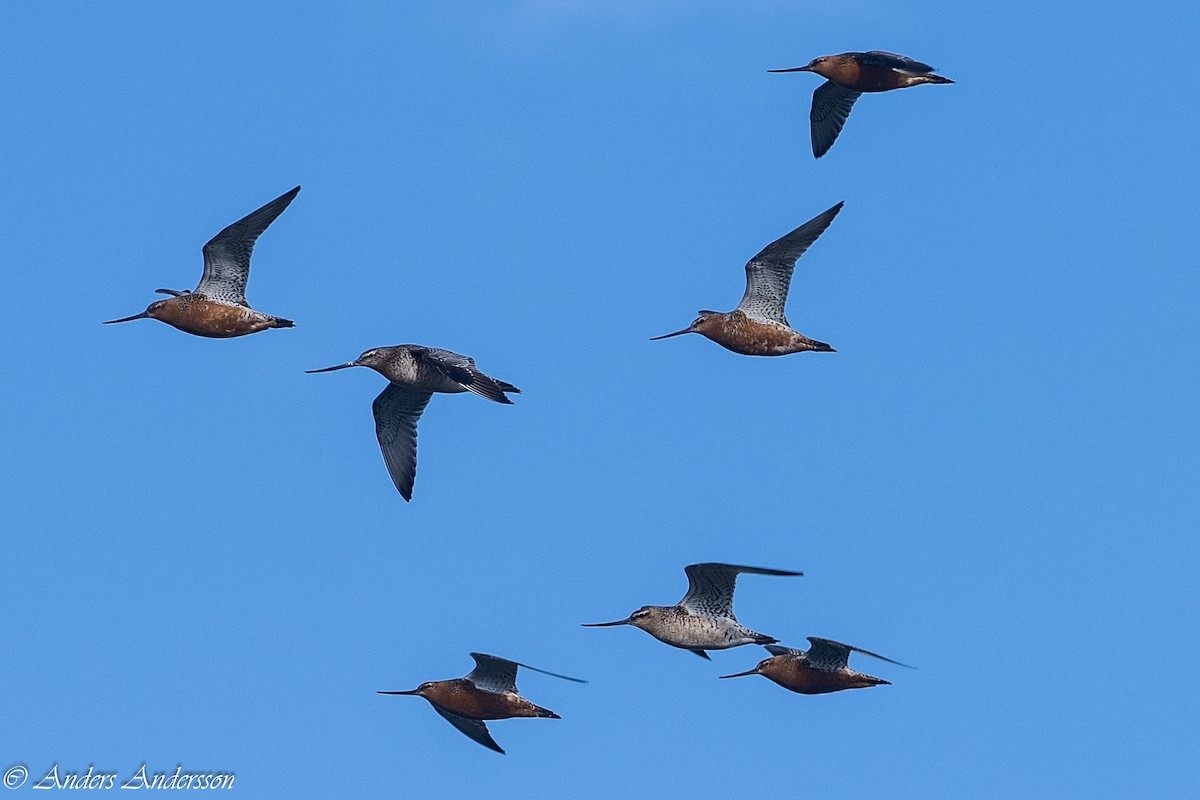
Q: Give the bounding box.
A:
[2,1,1198,796]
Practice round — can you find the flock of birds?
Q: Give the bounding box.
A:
[105,50,951,754]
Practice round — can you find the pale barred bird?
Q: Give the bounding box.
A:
[650,202,843,355]
[307,345,518,501]
[378,653,586,754]
[720,637,913,694]
[769,51,954,158]
[582,563,802,659]
[105,186,299,337]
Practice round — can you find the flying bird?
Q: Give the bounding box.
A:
[378,652,585,754]
[307,345,519,501]
[651,202,843,356]
[770,51,954,158]
[104,186,299,337]
[720,637,913,694]
[582,563,802,659]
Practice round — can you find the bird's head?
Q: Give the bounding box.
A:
[377,681,434,699]
[650,311,721,342]
[306,347,390,376]
[103,299,171,326]
[582,605,657,631]
[768,56,830,76]
[719,656,775,681]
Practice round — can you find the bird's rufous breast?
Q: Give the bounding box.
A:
[702,313,807,356]
[152,296,272,338]
[422,680,541,720]
[765,661,889,694]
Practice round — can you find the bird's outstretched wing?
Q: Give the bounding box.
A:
[465,653,521,694]
[371,383,433,501]
[809,82,861,159]
[736,203,843,322]
[197,186,299,305]
[806,636,914,670]
[679,563,802,618]
[432,706,505,754]
[466,653,586,694]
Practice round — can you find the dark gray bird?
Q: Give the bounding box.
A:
[769,51,954,158]
[582,563,802,659]
[307,345,519,501]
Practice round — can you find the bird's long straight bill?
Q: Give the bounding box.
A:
[767,66,812,73]
[377,689,420,696]
[648,328,694,341]
[581,618,631,627]
[305,361,358,373]
[718,669,760,679]
[103,311,150,324]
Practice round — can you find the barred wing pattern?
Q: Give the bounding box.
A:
[465,653,521,694]
[371,384,433,501]
[810,82,862,158]
[805,636,913,669]
[765,638,912,670]
[679,563,802,619]
[736,202,844,323]
[466,653,586,693]
[197,186,300,305]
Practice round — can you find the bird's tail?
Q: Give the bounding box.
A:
[531,704,560,719]
[923,74,954,85]
[462,372,518,404]
[269,316,295,329]
[857,674,892,688]
[804,337,836,353]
